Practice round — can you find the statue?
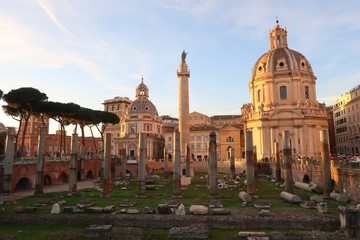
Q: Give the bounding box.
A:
[181,50,188,62]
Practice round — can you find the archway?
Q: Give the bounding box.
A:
[302,174,310,183]
[58,173,68,183]
[15,177,32,191]
[126,170,132,177]
[43,175,52,186]
[86,170,93,179]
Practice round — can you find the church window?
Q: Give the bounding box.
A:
[301,62,305,67]
[280,86,287,100]
[279,62,284,67]
[133,106,137,111]
[257,89,262,102]
[130,124,136,134]
[145,106,149,111]
[305,86,309,99]
[226,136,234,142]
[112,105,115,111]
[258,66,262,71]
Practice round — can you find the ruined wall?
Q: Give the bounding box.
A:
[269,161,360,203]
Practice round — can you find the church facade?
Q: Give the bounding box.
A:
[119,79,165,161]
[241,21,328,160]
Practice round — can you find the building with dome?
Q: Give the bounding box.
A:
[241,21,328,160]
[119,78,165,161]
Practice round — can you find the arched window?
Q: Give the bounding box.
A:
[305,86,309,99]
[280,86,287,100]
[257,89,262,102]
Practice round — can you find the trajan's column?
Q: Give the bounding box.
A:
[177,50,190,160]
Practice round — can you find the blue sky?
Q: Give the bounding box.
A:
[1,0,360,135]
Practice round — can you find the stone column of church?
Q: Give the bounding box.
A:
[2,127,15,193]
[283,131,294,193]
[163,147,169,180]
[294,126,299,157]
[34,126,46,196]
[299,127,304,157]
[173,130,182,197]
[137,133,146,197]
[103,133,112,197]
[185,144,191,177]
[208,132,218,198]
[69,133,78,193]
[177,51,190,164]
[308,126,314,157]
[321,130,332,198]
[246,130,256,195]
[229,147,235,179]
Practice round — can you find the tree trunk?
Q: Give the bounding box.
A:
[20,114,30,157]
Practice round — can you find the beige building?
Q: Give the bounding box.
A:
[218,124,244,161]
[103,96,131,155]
[241,21,328,160]
[120,79,164,161]
[333,84,360,155]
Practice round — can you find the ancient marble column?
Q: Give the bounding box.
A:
[69,133,78,193]
[321,130,332,198]
[163,147,169,180]
[121,148,127,178]
[229,147,235,179]
[2,127,15,193]
[246,130,256,195]
[208,131,218,198]
[173,130,182,197]
[34,126,46,196]
[137,133,146,197]
[283,131,294,193]
[185,143,191,177]
[275,142,281,182]
[103,133,112,197]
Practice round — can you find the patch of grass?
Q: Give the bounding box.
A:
[0,172,349,239]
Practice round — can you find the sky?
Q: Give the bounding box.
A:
[1,0,360,136]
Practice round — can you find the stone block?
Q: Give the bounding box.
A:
[239,191,252,203]
[317,202,327,214]
[189,205,208,215]
[103,205,116,213]
[280,191,302,203]
[88,207,104,214]
[175,204,186,215]
[157,204,172,214]
[181,177,192,186]
[51,203,60,214]
[211,208,231,215]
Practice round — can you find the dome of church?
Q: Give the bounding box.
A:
[250,21,315,81]
[127,78,159,116]
[128,99,159,115]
